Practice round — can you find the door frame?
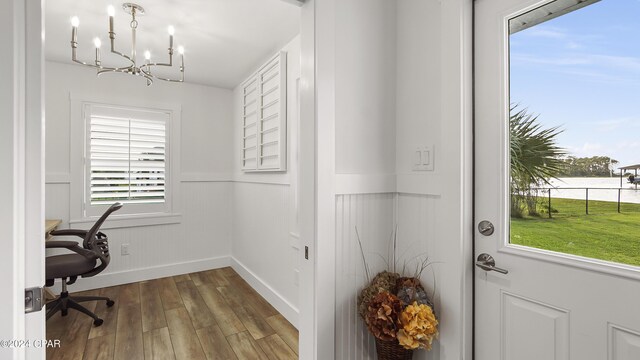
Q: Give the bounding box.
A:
[24,0,46,358]
[1,0,46,359]
[442,0,475,359]
[0,1,29,358]
[298,0,319,358]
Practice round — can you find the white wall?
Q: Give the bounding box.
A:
[45,61,235,290]
[231,35,301,327]
[334,0,396,176]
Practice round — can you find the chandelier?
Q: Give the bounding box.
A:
[70,3,185,86]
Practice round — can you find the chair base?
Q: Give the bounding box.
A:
[46,291,115,327]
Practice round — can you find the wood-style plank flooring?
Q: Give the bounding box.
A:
[46,267,299,360]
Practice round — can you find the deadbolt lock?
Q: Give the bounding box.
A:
[478,220,494,236]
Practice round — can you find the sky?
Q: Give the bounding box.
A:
[510,0,640,168]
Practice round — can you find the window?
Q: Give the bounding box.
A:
[242,51,287,172]
[87,105,168,216]
[508,0,640,267]
[70,98,181,227]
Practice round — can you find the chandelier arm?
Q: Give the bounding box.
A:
[139,66,184,83]
[96,67,136,76]
[72,46,101,69]
[72,59,101,69]
[142,73,154,87]
[98,67,154,86]
[109,47,136,64]
[139,61,172,69]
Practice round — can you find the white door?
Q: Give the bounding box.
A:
[1,1,46,359]
[475,0,640,359]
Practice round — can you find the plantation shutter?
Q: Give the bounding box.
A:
[242,78,259,170]
[241,51,287,171]
[89,107,167,206]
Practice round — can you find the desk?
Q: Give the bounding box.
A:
[45,219,62,240]
[44,219,61,300]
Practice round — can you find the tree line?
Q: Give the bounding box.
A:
[557,156,619,177]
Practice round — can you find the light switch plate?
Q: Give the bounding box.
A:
[412,145,434,171]
[414,150,422,166]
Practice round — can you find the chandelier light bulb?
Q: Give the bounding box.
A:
[71,16,79,27]
[107,5,115,17]
[168,26,175,36]
[93,37,102,49]
[177,46,184,55]
[144,50,151,60]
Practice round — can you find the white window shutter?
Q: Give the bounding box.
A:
[241,51,287,172]
[242,78,259,170]
[89,111,167,205]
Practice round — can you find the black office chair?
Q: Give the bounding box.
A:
[45,202,122,326]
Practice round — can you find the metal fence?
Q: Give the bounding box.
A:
[528,187,640,218]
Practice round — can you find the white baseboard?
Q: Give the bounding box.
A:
[49,256,231,293]
[230,257,299,329]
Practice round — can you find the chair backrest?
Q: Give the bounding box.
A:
[82,202,122,277]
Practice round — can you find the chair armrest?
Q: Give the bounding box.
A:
[46,240,80,249]
[50,229,87,238]
[46,240,96,260]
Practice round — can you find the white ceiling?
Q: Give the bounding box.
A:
[45,0,300,88]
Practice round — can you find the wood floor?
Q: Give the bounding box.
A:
[46,267,299,360]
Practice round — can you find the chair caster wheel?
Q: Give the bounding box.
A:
[93,318,104,327]
[106,300,115,307]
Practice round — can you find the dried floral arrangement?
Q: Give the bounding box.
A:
[356,227,439,359]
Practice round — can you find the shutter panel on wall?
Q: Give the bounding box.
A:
[89,109,167,205]
[241,51,287,172]
[242,78,259,170]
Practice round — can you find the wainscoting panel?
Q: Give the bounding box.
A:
[335,193,396,360]
[396,193,441,360]
[334,192,441,360]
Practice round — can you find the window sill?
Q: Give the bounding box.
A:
[69,213,182,229]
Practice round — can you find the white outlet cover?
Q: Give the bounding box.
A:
[294,269,300,286]
[121,243,130,255]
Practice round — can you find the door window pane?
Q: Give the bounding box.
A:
[508,0,640,267]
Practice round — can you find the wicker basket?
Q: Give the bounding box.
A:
[374,338,413,360]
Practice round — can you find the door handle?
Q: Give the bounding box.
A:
[475,253,509,274]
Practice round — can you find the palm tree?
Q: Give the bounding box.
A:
[510,105,565,217]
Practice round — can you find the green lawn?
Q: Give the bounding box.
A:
[510,198,640,266]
